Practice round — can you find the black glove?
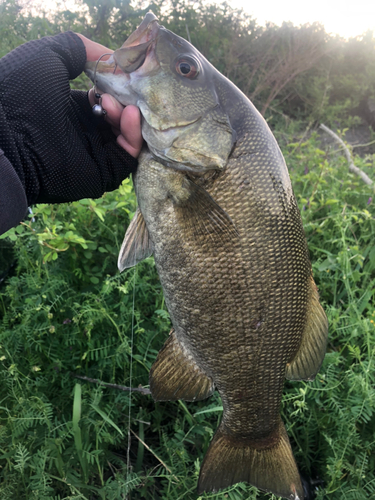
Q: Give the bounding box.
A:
[0,31,137,206]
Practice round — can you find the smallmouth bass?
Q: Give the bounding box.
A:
[86,12,328,499]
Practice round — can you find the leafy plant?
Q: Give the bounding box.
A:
[1,1,375,498]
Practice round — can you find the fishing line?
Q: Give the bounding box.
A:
[126,223,138,497]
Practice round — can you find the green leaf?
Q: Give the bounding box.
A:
[317,257,337,272]
[93,208,105,222]
[194,406,223,416]
[90,404,124,437]
[79,199,91,206]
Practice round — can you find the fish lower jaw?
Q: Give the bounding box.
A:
[85,70,137,107]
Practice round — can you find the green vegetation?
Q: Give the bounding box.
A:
[1,1,375,499]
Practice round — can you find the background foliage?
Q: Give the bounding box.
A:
[1,0,375,499]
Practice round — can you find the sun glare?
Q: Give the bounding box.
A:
[230,0,375,38]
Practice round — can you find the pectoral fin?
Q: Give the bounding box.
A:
[150,329,215,402]
[172,178,238,244]
[286,277,328,381]
[117,208,153,271]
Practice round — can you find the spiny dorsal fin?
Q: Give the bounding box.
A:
[198,419,304,499]
[285,277,328,381]
[117,208,153,271]
[150,329,215,402]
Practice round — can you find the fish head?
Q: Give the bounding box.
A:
[85,12,236,174]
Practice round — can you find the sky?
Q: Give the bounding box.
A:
[228,0,375,38]
[23,0,375,39]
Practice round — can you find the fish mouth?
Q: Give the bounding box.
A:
[85,12,160,96]
[120,12,159,51]
[113,11,160,73]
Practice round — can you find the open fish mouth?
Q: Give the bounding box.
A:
[120,11,159,48]
[115,11,159,69]
[85,12,160,96]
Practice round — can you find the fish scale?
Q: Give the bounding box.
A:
[86,11,328,499]
[135,142,303,448]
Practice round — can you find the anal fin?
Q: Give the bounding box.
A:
[150,329,214,402]
[286,276,328,381]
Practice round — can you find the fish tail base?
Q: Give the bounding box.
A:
[198,420,304,500]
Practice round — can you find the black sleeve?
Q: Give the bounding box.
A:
[0,31,137,207]
[0,148,28,235]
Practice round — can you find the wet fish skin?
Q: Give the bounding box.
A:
[86,12,328,500]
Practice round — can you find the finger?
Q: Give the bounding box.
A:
[117,105,143,158]
[111,127,121,137]
[101,94,124,128]
[75,33,113,62]
[88,87,101,107]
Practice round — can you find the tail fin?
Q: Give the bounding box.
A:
[198,420,304,500]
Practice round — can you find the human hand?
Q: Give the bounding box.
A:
[0,32,140,205]
[76,34,143,159]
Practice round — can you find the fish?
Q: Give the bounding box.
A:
[85,12,328,500]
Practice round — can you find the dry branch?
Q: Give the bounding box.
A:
[71,373,151,395]
[130,429,178,480]
[319,124,374,186]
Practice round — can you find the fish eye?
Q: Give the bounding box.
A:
[175,57,199,79]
